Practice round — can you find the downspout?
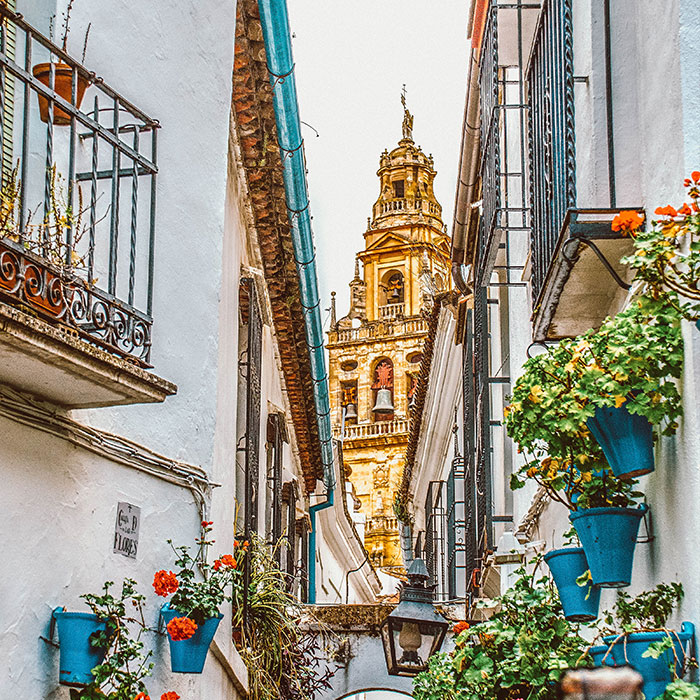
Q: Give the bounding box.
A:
[258,0,334,604]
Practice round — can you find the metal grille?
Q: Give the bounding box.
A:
[267,414,284,562]
[528,0,576,301]
[241,278,262,538]
[474,288,493,592]
[462,308,478,600]
[0,7,158,364]
[447,455,467,600]
[424,480,448,601]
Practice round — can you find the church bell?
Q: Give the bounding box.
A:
[344,402,358,420]
[373,388,395,414]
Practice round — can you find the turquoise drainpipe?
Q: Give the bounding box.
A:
[258,0,334,604]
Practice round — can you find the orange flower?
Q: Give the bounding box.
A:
[213,559,222,571]
[161,693,180,700]
[692,171,700,183]
[220,554,237,568]
[611,210,643,233]
[153,570,178,597]
[201,520,214,527]
[134,694,150,700]
[452,620,470,634]
[167,616,198,641]
[655,205,678,218]
[679,203,692,216]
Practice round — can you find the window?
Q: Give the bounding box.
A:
[392,179,405,198]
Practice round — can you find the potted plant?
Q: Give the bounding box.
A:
[32,1,90,124]
[568,293,683,480]
[64,578,179,700]
[506,338,647,587]
[412,566,593,700]
[621,174,700,328]
[543,528,600,622]
[593,583,693,700]
[154,521,248,674]
[656,680,700,700]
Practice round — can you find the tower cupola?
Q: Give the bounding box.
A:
[371,90,443,230]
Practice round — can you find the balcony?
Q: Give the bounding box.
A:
[378,302,404,319]
[0,8,175,407]
[328,316,428,346]
[333,418,410,443]
[475,2,540,287]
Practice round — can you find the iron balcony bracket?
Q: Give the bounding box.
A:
[561,236,631,291]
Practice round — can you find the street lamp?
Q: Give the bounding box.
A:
[380,558,449,676]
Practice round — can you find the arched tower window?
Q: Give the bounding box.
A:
[371,357,394,422]
[379,269,404,319]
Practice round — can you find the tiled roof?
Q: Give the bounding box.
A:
[232,0,323,493]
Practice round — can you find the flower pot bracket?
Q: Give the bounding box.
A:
[636,504,654,544]
[40,607,65,648]
[561,236,631,292]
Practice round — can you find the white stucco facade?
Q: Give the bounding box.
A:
[0,0,376,697]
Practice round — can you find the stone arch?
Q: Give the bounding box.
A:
[379,268,405,307]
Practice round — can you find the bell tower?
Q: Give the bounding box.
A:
[327,91,450,576]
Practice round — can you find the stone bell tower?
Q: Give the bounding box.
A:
[327,90,450,576]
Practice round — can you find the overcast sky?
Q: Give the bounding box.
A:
[287,1,471,326]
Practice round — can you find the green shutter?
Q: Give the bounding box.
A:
[2,0,16,187]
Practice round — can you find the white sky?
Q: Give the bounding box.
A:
[287,1,471,325]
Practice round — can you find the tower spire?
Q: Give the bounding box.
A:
[401,83,413,141]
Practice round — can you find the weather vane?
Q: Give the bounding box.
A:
[401,83,413,140]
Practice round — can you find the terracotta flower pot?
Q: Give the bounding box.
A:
[32,62,88,124]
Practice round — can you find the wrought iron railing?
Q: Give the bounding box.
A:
[0,7,158,365]
[527,0,576,302]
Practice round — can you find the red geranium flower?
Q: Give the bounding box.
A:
[213,559,222,571]
[678,203,692,216]
[452,620,470,635]
[161,693,180,700]
[153,570,178,597]
[134,694,150,700]
[220,554,237,568]
[611,210,644,233]
[167,616,198,641]
[655,205,678,218]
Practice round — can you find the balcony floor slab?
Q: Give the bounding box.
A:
[0,301,176,408]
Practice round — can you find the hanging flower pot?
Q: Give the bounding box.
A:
[32,62,89,125]
[602,623,694,700]
[587,403,654,479]
[52,607,108,686]
[569,505,647,588]
[544,548,601,622]
[161,604,223,673]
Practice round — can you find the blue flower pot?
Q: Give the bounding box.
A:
[544,548,601,622]
[586,403,654,479]
[53,608,108,686]
[161,604,223,673]
[603,623,695,700]
[569,505,647,587]
[590,644,617,667]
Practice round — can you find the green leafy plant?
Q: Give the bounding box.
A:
[599,582,684,634]
[69,579,178,700]
[620,174,700,322]
[413,566,592,700]
[153,521,248,634]
[233,534,337,700]
[655,680,700,700]
[506,294,682,509]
